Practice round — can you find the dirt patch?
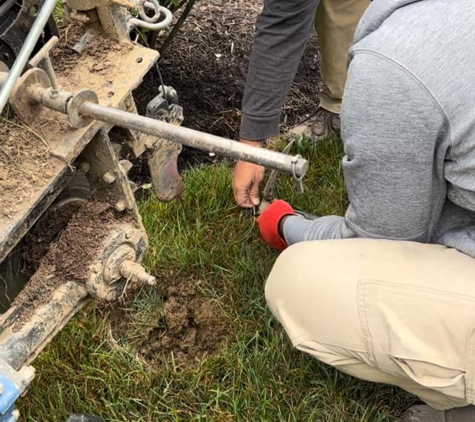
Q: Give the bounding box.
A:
[8,200,131,328]
[23,201,82,273]
[112,277,231,368]
[51,23,134,95]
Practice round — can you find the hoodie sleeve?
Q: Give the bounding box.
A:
[240,0,320,141]
[283,52,449,244]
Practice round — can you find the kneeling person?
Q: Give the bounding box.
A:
[238,0,475,420]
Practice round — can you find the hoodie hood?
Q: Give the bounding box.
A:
[354,0,425,44]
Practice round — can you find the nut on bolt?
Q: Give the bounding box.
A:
[91,262,103,274]
[102,171,116,184]
[78,161,90,173]
[114,200,126,212]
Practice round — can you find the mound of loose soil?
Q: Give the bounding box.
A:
[112,278,231,368]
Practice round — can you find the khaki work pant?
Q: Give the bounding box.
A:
[266,239,475,410]
[315,0,370,114]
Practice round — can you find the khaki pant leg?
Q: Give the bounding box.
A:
[314,0,370,114]
[265,239,475,410]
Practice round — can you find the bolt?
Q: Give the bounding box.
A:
[114,200,126,212]
[146,275,157,286]
[19,366,35,382]
[78,161,90,174]
[102,171,116,184]
[120,260,157,286]
[91,262,103,274]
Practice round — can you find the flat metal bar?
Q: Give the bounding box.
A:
[79,102,309,177]
[0,0,58,114]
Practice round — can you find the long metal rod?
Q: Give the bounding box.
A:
[79,102,308,177]
[0,0,57,115]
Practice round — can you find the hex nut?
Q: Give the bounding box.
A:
[91,262,103,274]
[102,171,116,184]
[114,200,126,212]
[78,161,90,173]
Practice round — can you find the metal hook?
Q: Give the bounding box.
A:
[291,155,305,194]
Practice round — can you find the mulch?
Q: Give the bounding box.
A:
[133,0,322,167]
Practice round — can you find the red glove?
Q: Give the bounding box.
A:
[257,200,295,251]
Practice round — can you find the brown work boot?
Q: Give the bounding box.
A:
[290,107,341,141]
[399,405,475,422]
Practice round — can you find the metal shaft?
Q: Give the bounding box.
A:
[79,102,308,177]
[0,0,58,115]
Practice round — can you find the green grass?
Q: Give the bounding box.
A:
[19,138,414,421]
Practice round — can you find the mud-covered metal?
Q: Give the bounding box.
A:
[68,89,99,128]
[87,224,149,300]
[0,38,158,264]
[146,87,184,201]
[0,282,89,370]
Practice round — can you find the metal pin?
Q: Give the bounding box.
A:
[296,179,304,195]
[292,154,305,195]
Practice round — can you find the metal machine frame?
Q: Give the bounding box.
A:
[0,1,308,420]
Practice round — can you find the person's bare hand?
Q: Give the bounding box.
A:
[233,139,265,208]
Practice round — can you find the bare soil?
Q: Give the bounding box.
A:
[112,277,231,368]
[52,25,135,95]
[23,201,82,273]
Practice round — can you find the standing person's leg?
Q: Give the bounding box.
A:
[265,239,475,418]
[292,0,370,139]
[316,0,369,114]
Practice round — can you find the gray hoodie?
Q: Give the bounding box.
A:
[244,0,475,257]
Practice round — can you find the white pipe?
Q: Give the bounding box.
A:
[129,6,172,31]
[0,0,58,115]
